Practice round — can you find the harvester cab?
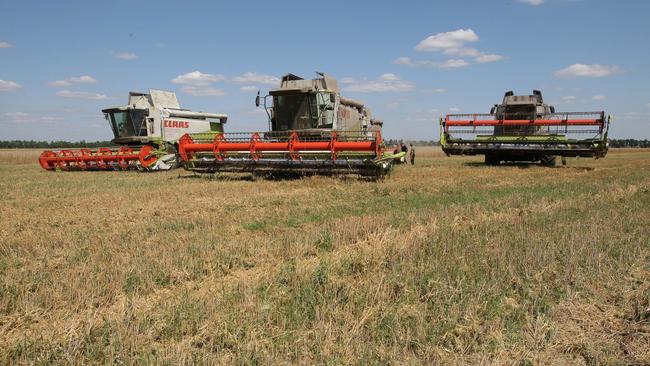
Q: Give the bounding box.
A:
[178,73,398,178]
[259,73,382,135]
[102,90,227,146]
[39,90,228,171]
[441,90,609,166]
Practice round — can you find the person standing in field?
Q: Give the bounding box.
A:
[409,143,415,165]
[399,142,407,164]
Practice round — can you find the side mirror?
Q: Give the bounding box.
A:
[550,106,555,114]
[255,91,260,107]
[490,107,496,115]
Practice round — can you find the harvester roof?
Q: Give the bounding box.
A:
[501,90,545,105]
[272,72,340,94]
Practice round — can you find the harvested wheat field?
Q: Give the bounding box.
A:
[0,147,648,364]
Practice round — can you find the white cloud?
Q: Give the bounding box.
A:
[171,71,225,86]
[438,59,470,69]
[180,86,225,97]
[518,0,544,5]
[232,72,280,85]
[475,54,505,63]
[444,47,504,63]
[415,29,479,52]
[592,95,607,101]
[343,74,414,93]
[393,57,413,65]
[0,41,13,48]
[4,112,30,121]
[554,64,621,78]
[392,57,436,67]
[394,56,473,69]
[6,111,29,118]
[115,52,138,60]
[421,88,447,93]
[240,85,258,93]
[171,71,227,96]
[449,107,461,112]
[379,73,399,82]
[0,79,22,92]
[70,75,96,83]
[56,90,109,100]
[2,112,66,124]
[39,116,64,122]
[444,47,481,57]
[48,75,97,87]
[49,80,71,87]
[403,29,504,69]
[561,96,577,104]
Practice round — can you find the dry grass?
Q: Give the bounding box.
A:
[0,147,648,365]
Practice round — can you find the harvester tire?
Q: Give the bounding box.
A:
[540,155,556,167]
[485,154,500,166]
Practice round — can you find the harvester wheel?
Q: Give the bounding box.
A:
[485,154,500,166]
[540,155,556,167]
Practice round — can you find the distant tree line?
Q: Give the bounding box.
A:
[608,139,650,148]
[0,140,116,149]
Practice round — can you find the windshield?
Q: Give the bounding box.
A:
[495,105,547,135]
[498,105,537,119]
[272,92,334,131]
[106,109,148,138]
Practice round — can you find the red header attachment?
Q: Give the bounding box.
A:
[177,131,383,162]
[444,112,605,131]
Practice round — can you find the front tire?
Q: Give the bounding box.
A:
[485,154,500,166]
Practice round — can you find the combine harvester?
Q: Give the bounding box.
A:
[441,90,609,166]
[178,73,400,178]
[39,90,227,171]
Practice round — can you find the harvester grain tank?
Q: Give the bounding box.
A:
[38,90,227,171]
[440,90,609,166]
[178,73,399,178]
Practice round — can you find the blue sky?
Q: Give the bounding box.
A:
[1,0,648,141]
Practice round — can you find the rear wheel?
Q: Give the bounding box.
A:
[540,155,556,167]
[485,154,500,166]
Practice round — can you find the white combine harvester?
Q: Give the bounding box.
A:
[39,90,227,171]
